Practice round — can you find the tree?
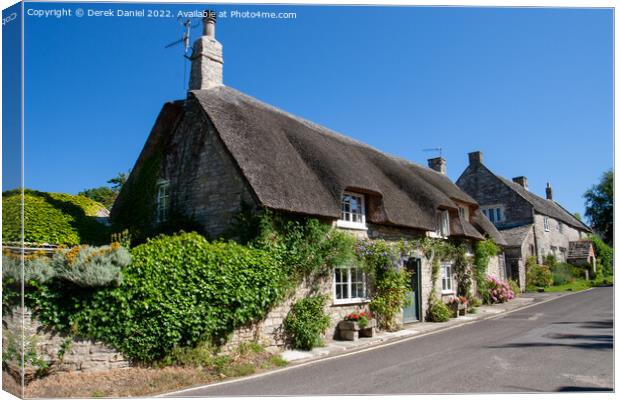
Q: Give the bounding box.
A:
[584,169,613,246]
[79,171,130,210]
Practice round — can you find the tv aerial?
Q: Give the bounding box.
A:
[422,147,443,157]
[165,17,200,57]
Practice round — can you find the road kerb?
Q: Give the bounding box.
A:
[159,288,596,397]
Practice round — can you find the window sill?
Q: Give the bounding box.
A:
[332,298,370,306]
[336,220,368,230]
[441,290,456,296]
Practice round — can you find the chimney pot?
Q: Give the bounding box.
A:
[468,151,483,166]
[546,182,553,200]
[203,10,217,37]
[512,176,528,191]
[428,157,447,175]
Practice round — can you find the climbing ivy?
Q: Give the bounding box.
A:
[473,239,499,299]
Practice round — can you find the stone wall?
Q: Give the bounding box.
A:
[163,98,256,239]
[2,307,128,380]
[532,213,584,264]
[456,162,534,228]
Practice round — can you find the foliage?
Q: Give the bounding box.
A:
[426,299,451,322]
[78,187,118,210]
[255,210,357,281]
[21,232,287,363]
[584,169,613,245]
[2,330,50,379]
[473,239,499,297]
[355,239,412,331]
[2,189,110,246]
[283,295,331,350]
[51,244,130,287]
[508,279,521,297]
[344,310,372,328]
[452,244,473,297]
[525,256,553,288]
[550,263,578,286]
[483,275,514,304]
[590,234,613,277]
[2,251,56,284]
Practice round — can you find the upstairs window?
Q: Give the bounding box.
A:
[482,205,504,224]
[436,210,450,237]
[459,207,465,218]
[156,180,170,223]
[558,222,563,233]
[337,192,366,230]
[544,216,550,232]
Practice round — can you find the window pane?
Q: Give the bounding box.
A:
[489,210,495,222]
[496,208,501,221]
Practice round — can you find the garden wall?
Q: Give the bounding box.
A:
[2,307,128,379]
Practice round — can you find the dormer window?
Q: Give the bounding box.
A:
[482,204,505,224]
[336,192,367,230]
[156,179,170,223]
[436,210,450,237]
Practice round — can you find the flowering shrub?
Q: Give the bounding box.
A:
[344,310,372,328]
[484,275,515,304]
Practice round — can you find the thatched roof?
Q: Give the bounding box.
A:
[191,86,481,234]
[496,177,591,232]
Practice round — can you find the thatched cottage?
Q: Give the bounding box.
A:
[111,12,508,348]
[456,151,595,289]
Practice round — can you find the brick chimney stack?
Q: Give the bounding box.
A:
[428,157,446,174]
[546,182,553,200]
[468,151,483,166]
[513,176,528,191]
[189,10,223,91]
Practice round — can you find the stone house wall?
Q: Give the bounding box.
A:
[456,163,534,228]
[162,98,257,239]
[532,213,584,264]
[2,307,128,379]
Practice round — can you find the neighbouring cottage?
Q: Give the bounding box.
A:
[111,12,507,349]
[456,151,595,290]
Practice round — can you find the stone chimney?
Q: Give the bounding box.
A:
[188,10,223,91]
[428,157,446,174]
[468,151,483,166]
[546,182,553,200]
[512,176,528,190]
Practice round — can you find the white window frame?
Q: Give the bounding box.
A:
[544,216,550,232]
[441,262,454,294]
[336,192,367,230]
[558,221,563,233]
[156,180,170,223]
[436,210,450,237]
[333,265,368,305]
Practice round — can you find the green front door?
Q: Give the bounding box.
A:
[403,257,421,323]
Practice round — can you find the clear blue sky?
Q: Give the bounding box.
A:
[12,3,614,217]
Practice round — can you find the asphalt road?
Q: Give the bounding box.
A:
[170,287,613,396]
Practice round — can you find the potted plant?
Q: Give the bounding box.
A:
[337,310,376,341]
[447,296,468,317]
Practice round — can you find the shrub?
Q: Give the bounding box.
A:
[526,257,553,288]
[484,276,514,304]
[2,252,56,284]
[508,279,521,297]
[25,232,288,363]
[369,267,410,331]
[2,189,110,246]
[473,240,499,297]
[51,244,130,287]
[590,235,613,277]
[426,299,451,322]
[283,295,331,350]
[550,263,578,286]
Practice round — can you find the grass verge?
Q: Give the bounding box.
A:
[527,276,613,293]
[5,344,288,398]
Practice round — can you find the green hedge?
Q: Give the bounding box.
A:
[283,295,331,350]
[23,232,287,363]
[2,189,110,245]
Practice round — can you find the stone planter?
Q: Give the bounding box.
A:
[450,303,467,318]
[337,319,376,341]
